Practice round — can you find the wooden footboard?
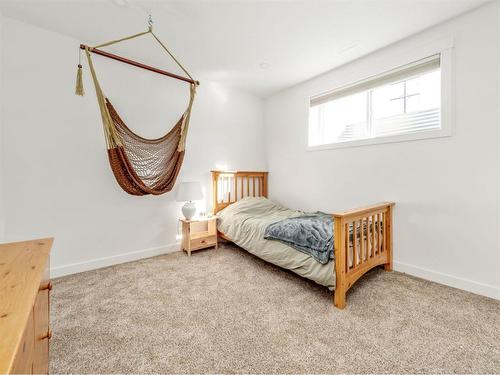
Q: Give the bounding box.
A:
[332,202,394,309]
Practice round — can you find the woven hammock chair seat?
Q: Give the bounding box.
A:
[105,99,185,195]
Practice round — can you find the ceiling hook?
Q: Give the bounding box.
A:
[148,14,153,31]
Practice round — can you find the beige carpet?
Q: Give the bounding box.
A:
[50,244,500,374]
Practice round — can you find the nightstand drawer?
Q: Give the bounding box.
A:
[190,235,217,250]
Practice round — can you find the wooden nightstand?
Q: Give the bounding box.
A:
[180,217,218,256]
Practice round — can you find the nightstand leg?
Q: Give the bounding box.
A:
[188,250,191,256]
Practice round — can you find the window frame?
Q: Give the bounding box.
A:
[306,37,454,151]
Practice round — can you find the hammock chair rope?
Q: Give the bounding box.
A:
[77,26,198,196]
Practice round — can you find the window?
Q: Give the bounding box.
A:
[309,54,444,148]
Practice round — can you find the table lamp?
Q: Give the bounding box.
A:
[176,181,203,220]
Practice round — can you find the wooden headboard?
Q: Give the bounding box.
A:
[211,170,268,214]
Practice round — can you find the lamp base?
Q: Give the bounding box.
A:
[182,201,197,220]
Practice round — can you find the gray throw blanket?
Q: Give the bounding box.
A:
[264,212,333,264]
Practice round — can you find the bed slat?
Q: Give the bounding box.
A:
[361,220,365,265]
[371,216,376,256]
[353,220,358,268]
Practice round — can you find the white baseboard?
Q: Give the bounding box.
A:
[51,243,180,278]
[50,246,499,300]
[394,261,499,300]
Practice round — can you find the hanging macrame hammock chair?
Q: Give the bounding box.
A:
[76,24,198,196]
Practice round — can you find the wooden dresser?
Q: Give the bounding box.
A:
[0,238,53,374]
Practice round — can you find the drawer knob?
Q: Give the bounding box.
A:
[40,330,52,340]
[201,240,206,243]
[39,281,52,291]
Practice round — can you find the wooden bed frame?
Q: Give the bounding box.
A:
[211,170,394,309]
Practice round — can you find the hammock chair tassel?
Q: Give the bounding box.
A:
[75,64,84,96]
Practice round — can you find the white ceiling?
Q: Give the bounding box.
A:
[0,0,490,97]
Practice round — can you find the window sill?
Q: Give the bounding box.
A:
[306,128,452,151]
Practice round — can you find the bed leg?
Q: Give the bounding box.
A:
[333,215,347,309]
[333,288,346,309]
[383,205,393,272]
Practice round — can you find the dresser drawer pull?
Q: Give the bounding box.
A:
[200,240,206,243]
[40,330,52,340]
[39,281,52,291]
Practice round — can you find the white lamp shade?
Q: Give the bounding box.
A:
[176,181,203,202]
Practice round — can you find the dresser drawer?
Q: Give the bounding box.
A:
[190,235,217,250]
[33,288,50,374]
[34,257,50,375]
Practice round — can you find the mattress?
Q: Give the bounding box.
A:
[216,197,336,289]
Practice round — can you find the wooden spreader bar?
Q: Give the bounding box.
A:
[80,44,199,86]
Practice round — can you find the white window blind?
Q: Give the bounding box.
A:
[308,54,441,147]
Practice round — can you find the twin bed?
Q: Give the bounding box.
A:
[212,170,394,309]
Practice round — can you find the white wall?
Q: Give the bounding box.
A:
[0,17,266,276]
[265,2,500,299]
